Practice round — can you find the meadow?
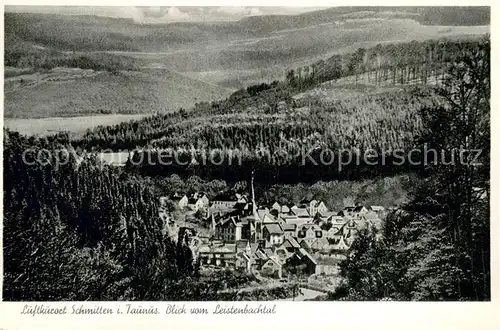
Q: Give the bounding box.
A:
[3,114,148,136]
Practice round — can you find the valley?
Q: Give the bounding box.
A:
[2,6,491,303]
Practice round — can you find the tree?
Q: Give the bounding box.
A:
[332,38,490,301]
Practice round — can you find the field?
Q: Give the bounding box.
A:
[3,114,148,136]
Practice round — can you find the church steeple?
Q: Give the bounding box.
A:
[250,170,262,243]
[251,170,257,215]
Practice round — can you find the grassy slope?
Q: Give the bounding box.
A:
[3,114,148,137]
[4,68,233,119]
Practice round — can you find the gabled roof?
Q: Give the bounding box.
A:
[353,205,367,212]
[218,216,242,228]
[234,202,251,210]
[330,215,345,223]
[300,239,311,250]
[212,244,236,253]
[298,223,321,232]
[316,211,337,219]
[332,235,350,250]
[284,237,301,249]
[280,205,290,213]
[370,205,385,211]
[310,237,330,250]
[171,194,188,201]
[265,255,283,266]
[198,245,211,253]
[264,223,283,235]
[257,209,268,219]
[280,223,296,232]
[362,211,379,221]
[296,248,317,265]
[263,248,275,258]
[236,239,250,250]
[236,251,251,261]
[253,249,268,260]
[292,208,310,217]
[328,225,344,234]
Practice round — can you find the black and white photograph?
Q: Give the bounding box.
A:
[2,5,491,302]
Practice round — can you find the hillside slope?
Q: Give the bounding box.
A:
[4,68,233,118]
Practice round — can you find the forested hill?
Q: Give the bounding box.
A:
[30,36,484,184]
[5,7,489,52]
[330,39,490,300]
[2,130,213,300]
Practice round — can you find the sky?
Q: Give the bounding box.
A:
[5,6,327,23]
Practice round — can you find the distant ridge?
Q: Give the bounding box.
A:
[5,7,490,52]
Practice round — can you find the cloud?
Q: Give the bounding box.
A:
[5,6,325,23]
[164,7,191,21]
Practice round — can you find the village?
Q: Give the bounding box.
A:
[159,176,386,290]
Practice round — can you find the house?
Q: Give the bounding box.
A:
[352,205,369,217]
[216,217,242,242]
[187,193,210,211]
[338,204,369,218]
[263,223,284,246]
[257,208,277,224]
[328,215,346,224]
[280,237,301,253]
[299,239,312,253]
[280,214,306,226]
[281,223,297,239]
[331,235,350,250]
[314,211,338,227]
[369,205,385,213]
[271,202,281,211]
[251,248,269,270]
[296,223,324,242]
[235,193,249,204]
[280,205,290,214]
[299,199,328,216]
[292,207,310,218]
[211,192,240,210]
[236,239,252,255]
[260,256,283,278]
[285,248,317,276]
[309,237,330,251]
[172,194,189,209]
[235,252,252,272]
[284,207,313,225]
[275,245,291,261]
[197,243,237,268]
[325,225,344,239]
[360,212,380,229]
[316,201,328,213]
